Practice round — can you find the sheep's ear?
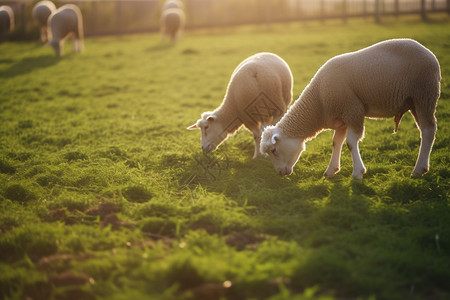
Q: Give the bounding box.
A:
[271,133,280,145]
[187,124,199,130]
[206,115,216,122]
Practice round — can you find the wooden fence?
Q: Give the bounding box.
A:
[1,0,450,39]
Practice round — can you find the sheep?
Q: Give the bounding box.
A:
[260,39,440,179]
[188,52,294,158]
[162,0,184,11]
[0,5,14,41]
[32,1,56,42]
[47,4,84,56]
[160,8,185,43]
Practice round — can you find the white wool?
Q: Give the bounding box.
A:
[33,1,56,42]
[47,4,84,56]
[261,39,441,178]
[160,8,185,43]
[188,52,293,158]
[0,5,14,36]
[162,0,184,11]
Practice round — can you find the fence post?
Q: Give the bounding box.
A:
[116,1,122,35]
[421,0,427,21]
[342,0,347,23]
[375,0,381,23]
[265,0,272,29]
[395,0,399,18]
[21,3,26,37]
[320,0,325,23]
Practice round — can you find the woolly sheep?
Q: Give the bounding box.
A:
[162,0,184,11]
[33,1,56,42]
[160,8,185,43]
[0,5,14,40]
[47,4,84,56]
[260,39,440,179]
[188,52,293,158]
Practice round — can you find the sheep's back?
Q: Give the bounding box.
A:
[49,6,79,38]
[318,39,440,118]
[226,53,293,125]
[162,8,184,34]
[34,2,55,26]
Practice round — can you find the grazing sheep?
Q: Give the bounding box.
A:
[162,0,183,11]
[0,5,14,40]
[188,52,293,158]
[47,4,84,56]
[260,39,440,179]
[33,1,56,42]
[160,8,185,43]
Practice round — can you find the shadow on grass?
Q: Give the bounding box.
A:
[0,55,60,78]
[145,43,173,52]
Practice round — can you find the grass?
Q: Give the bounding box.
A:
[0,14,449,300]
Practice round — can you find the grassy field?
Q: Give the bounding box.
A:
[0,15,449,300]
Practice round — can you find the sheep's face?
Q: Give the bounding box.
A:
[187,112,225,153]
[261,126,304,176]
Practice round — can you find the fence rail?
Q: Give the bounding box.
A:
[1,0,449,39]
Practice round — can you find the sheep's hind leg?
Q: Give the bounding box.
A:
[347,127,366,179]
[410,110,437,177]
[324,126,347,178]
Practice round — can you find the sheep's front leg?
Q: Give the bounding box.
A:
[323,127,347,178]
[252,129,262,159]
[72,37,78,53]
[347,127,366,179]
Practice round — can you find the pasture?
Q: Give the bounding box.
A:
[0,15,449,300]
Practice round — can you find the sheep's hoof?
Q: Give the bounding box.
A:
[352,168,366,180]
[323,167,339,178]
[411,167,428,178]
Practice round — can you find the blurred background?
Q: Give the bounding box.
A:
[1,0,449,40]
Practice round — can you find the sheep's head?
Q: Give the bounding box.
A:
[48,39,61,56]
[260,126,305,176]
[187,112,225,153]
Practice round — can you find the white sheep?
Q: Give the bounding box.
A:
[162,0,184,11]
[260,39,440,179]
[188,52,294,158]
[32,1,56,42]
[47,4,84,56]
[0,5,14,40]
[160,8,185,43]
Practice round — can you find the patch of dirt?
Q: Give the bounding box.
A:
[49,272,94,287]
[225,232,268,251]
[189,282,229,300]
[85,200,121,220]
[38,253,93,272]
[99,213,134,230]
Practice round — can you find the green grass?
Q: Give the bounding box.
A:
[1,15,449,300]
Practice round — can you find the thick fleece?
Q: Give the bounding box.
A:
[33,1,56,42]
[48,4,84,56]
[189,52,293,158]
[261,39,440,178]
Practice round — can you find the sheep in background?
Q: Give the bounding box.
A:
[33,1,56,42]
[188,52,293,158]
[47,4,84,56]
[0,5,14,41]
[162,0,183,11]
[160,8,185,43]
[261,39,440,179]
